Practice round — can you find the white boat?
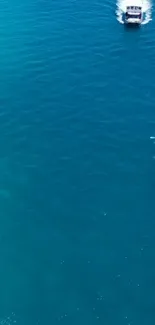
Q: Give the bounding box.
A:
[124,0,143,24]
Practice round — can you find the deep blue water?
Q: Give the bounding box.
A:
[0,0,155,324]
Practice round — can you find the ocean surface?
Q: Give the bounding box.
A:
[0,0,155,324]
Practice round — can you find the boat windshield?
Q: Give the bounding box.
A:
[126,13,141,19]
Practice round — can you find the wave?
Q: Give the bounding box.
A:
[0,313,16,325]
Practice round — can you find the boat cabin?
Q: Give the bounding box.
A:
[125,6,142,19]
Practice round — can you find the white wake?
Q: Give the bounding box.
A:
[116,0,152,25]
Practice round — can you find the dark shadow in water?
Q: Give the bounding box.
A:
[124,23,141,32]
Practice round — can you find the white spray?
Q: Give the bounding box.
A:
[116,0,152,24]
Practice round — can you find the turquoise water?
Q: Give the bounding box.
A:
[0,0,155,324]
